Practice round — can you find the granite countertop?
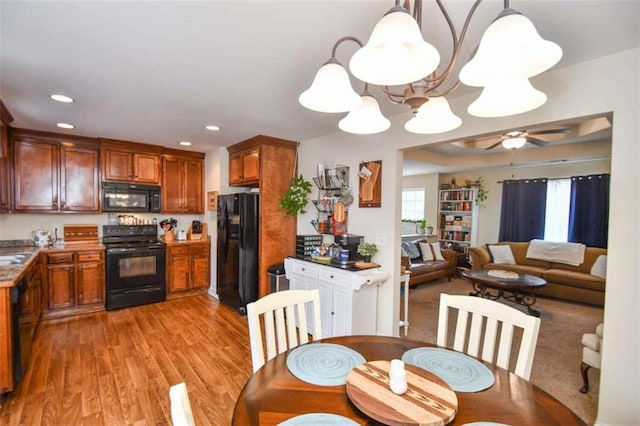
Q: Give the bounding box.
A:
[0,242,105,288]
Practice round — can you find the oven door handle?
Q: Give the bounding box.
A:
[107,248,139,254]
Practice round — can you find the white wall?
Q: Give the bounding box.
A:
[401,174,439,229]
[297,136,403,337]
[298,48,639,425]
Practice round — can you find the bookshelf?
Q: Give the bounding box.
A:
[438,188,479,261]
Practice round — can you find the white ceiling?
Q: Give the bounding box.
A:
[1,1,638,170]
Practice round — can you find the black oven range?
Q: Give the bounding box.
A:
[103,225,166,310]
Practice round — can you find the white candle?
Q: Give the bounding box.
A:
[389,359,407,395]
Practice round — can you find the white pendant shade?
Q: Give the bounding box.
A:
[349,7,440,86]
[338,95,390,134]
[467,78,547,118]
[502,137,527,149]
[299,62,362,113]
[459,11,563,87]
[404,97,461,134]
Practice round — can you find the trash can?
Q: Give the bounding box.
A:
[268,262,289,293]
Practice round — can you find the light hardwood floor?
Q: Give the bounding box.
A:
[0,295,252,425]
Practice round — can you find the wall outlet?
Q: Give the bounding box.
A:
[374,232,385,247]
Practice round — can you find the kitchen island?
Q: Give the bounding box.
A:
[284,257,389,338]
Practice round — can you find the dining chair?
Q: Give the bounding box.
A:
[169,382,196,426]
[247,289,322,373]
[437,293,541,381]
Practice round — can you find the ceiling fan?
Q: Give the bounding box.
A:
[483,128,572,150]
[451,127,572,151]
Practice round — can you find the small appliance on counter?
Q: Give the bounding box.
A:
[330,234,364,267]
[176,230,187,241]
[32,229,53,247]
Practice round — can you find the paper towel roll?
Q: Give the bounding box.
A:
[364,270,389,286]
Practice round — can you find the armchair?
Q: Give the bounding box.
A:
[579,322,603,393]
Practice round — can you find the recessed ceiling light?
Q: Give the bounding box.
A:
[179,141,192,146]
[51,94,74,103]
[205,125,220,131]
[56,123,75,129]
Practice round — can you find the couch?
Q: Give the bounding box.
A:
[401,239,458,287]
[469,242,606,306]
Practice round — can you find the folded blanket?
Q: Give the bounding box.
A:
[526,239,586,266]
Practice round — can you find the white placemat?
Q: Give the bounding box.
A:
[286,343,366,386]
[278,413,359,425]
[402,347,495,393]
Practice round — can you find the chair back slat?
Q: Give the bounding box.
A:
[247,289,322,373]
[437,293,541,381]
[467,312,484,357]
[169,382,196,426]
[481,317,499,363]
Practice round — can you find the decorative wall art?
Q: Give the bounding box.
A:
[358,160,382,208]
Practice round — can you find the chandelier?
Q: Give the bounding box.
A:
[299,0,562,135]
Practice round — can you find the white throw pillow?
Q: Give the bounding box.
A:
[488,245,516,265]
[419,242,434,261]
[431,243,445,261]
[590,255,607,279]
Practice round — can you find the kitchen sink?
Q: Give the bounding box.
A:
[0,254,28,267]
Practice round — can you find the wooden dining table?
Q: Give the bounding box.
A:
[232,335,586,425]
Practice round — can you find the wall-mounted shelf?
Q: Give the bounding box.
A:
[311,165,352,235]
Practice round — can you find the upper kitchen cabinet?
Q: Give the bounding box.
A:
[11,129,100,213]
[228,146,260,186]
[99,138,161,185]
[162,150,205,214]
[226,135,299,298]
[0,99,14,213]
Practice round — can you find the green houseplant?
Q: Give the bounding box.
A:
[278,174,312,216]
[473,176,489,207]
[357,242,378,263]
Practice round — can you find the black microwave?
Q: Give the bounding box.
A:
[102,182,161,213]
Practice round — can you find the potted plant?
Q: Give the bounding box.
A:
[473,177,489,207]
[278,174,312,216]
[417,219,426,234]
[357,242,378,263]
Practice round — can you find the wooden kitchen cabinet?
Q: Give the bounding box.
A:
[10,130,100,213]
[43,249,105,319]
[0,253,42,395]
[166,241,211,299]
[229,147,260,186]
[162,153,204,214]
[0,121,10,213]
[102,147,161,185]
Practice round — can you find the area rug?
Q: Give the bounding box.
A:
[401,277,603,425]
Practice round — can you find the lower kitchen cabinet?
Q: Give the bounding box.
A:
[0,253,42,395]
[166,240,211,299]
[43,249,105,319]
[283,258,389,338]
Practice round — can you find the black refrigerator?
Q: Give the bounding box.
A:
[217,193,259,314]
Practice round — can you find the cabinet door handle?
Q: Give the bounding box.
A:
[330,275,334,279]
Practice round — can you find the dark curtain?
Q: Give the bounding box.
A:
[568,174,610,248]
[499,179,548,242]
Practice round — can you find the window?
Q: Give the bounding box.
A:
[544,178,571,242]
[402,188,425,221]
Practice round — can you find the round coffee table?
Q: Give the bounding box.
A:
[461,269,547,317]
